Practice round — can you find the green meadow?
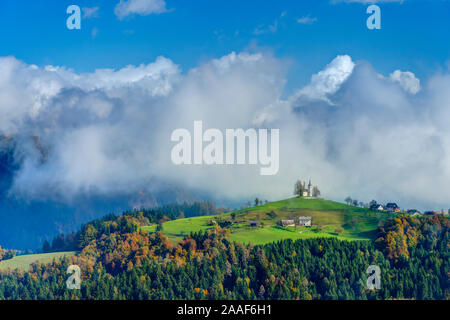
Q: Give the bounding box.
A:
[0,251,76,271]
[0,198,390,271]
[141,198,391,245]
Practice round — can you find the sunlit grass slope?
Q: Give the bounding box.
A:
[142,198,390,245]
[0,251,76,271]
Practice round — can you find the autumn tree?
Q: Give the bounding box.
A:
[312,186,321,197]
[0,245,16,261]
[294,180,306,197]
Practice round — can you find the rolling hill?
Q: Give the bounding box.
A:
[0,198,391,271]
[141,198,392,245]
[0,251,76,271]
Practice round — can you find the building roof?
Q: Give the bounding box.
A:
[386,203,398,208]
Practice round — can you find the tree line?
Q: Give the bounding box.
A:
[40,201,227,253]
[0,210,447,300]
[0,245,16,262]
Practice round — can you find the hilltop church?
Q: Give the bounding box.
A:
[295,179,320,199]
[302,180,314,198]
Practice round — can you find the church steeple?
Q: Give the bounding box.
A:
[308,180,313,197]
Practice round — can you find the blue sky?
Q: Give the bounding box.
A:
[2,0,450,248]
[2,0,450,214]
[0,0,449,91]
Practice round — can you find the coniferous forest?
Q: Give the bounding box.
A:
[0,208,448,300]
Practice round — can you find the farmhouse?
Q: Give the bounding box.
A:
[280,219,295,227]
[249,220,259,227]
[370,203,384,211]
[407,209,421,216]
[385,203,400,213]
[298,216,312,227]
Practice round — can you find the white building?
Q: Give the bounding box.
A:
[307,180,313,197]
[301,180,314,198]
[298,216,312,227]
[281,219,295,227]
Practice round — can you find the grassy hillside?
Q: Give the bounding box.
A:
[0,251,76,271]
[142,198,392,245]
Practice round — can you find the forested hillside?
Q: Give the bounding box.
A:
[0,209,447,300]
[38,201,226,253]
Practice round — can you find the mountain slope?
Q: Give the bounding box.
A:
[0,251,76,271]
[142,198,392,244]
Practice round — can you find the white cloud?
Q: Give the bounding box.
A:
[389,70,420,94]
[82,7,99,19]
[253,21,278,35]
[114,0,169,20]
[291,55,355,104]
[0,56,179,136]
[1,53,450,210]
[296,16,317,25]
[253,12,287,35]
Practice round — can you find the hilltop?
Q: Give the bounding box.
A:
[142,197,391,245]
[0,199,446,300]
[0,198,390,271]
